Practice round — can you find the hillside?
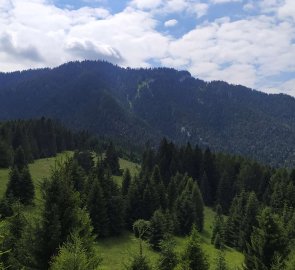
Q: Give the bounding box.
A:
[0,154,244,270]
[0,61,295,167]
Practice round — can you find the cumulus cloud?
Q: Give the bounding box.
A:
[0,0,294,96]
[65,39,123,63]
[162,15,295,90]
[0,32,43,62]
[164,19,178,27]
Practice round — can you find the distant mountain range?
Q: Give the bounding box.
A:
[0,60,294,167]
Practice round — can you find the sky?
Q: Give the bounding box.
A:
[0,0,294,96]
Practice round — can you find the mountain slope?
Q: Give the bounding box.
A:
[0,60,294,167]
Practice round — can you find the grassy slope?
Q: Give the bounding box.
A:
[0,154,244,269]
[0,152,73,202]
[98,160,244,270]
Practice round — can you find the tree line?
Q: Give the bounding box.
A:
[0,137,295,269]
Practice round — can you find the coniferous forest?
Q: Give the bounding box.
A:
[0,123,294,269]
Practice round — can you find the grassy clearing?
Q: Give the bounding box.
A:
[0,153,243,269]
[97,207,244,270]
[113,158,141,186]
[0,152,73,202]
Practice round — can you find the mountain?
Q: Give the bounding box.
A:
[0,60,294,167]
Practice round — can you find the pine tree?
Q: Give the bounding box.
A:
[179,226,209,270]
[224,191,247,248]
[36,161,95,268]
[157,237,178,270]
[244,207,288,270]
[87,177,109,237]
[175,177,204,235]
[239,192,259,250]
[104,142,121,175]
[5,167,21,201]
[214,251,228,270]
[13,146,27,170]
[200,172,212,206]
[211,205,224,249]
[0,141,12,168]
[19,166,35,204]
[122,168,131,196]
[50,234,101,270]
[148,209,171,250]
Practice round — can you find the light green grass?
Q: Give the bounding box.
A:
[0,152,73,202]
[0,153,244,269]
[113,158,141,186]
[96,207,244,270]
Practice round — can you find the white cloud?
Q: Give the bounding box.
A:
[0,0,294,96]
[278,0,295,21]
[211,0,242,4]
[164,19,178,27]
[130,0,163,10]
[162,15,295,90]
[281,79,295,95]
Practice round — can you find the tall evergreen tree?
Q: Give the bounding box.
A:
[104,142,121,175]
[179,226,209,270]
[157,237,178,270]
[87,177,109,237]
[244,207,288,270]
[211,205,224,249]
[36,161,94,268]
[122,168,132,197]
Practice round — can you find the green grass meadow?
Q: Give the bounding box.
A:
[0,153,244,269]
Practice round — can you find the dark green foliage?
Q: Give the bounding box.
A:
[157,237,178,270]
[179,226,209,270]
[122,168,131,196]
[1,61,295,167]
[0,141,12,168]
[0,118,82,169]
[104,142,121,175]
[126,255,152,270]
[50,234,101,270]
[36,160,94,268]
[269,169,295,209]
[244,207,288,270]
[211,205,224,249]
[73,151,94,173]
[0,198,13,218]
[5,165,35,205]
[175,177,204,235]
[87,178,109,237]
[13,146,27,170]
[214,251,228,270]
[224,191,247,248]
[200,172,212,206]
[19,166,35,204]
[148,209,172,250]
[239,192,259,250]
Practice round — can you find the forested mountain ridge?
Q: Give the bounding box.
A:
[0,60,294,167]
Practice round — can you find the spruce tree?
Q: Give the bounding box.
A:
[214,251,228,270]
[36,161,94,268]
[19,166,35,204]
[244,207,288,270]
[179,226,209,270]
[157,237,178,270]
[122,168,131,197]
[87,177,109,237]
[148,209,171,250]
[50,234,101,270]
[211,205,224,249]
[104,142,121,175]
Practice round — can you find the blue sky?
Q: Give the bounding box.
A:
[0,0,294,95]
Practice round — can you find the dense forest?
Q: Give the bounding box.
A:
[0,61,295,167]
[0,132,295,269]
[0,117,97,169]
